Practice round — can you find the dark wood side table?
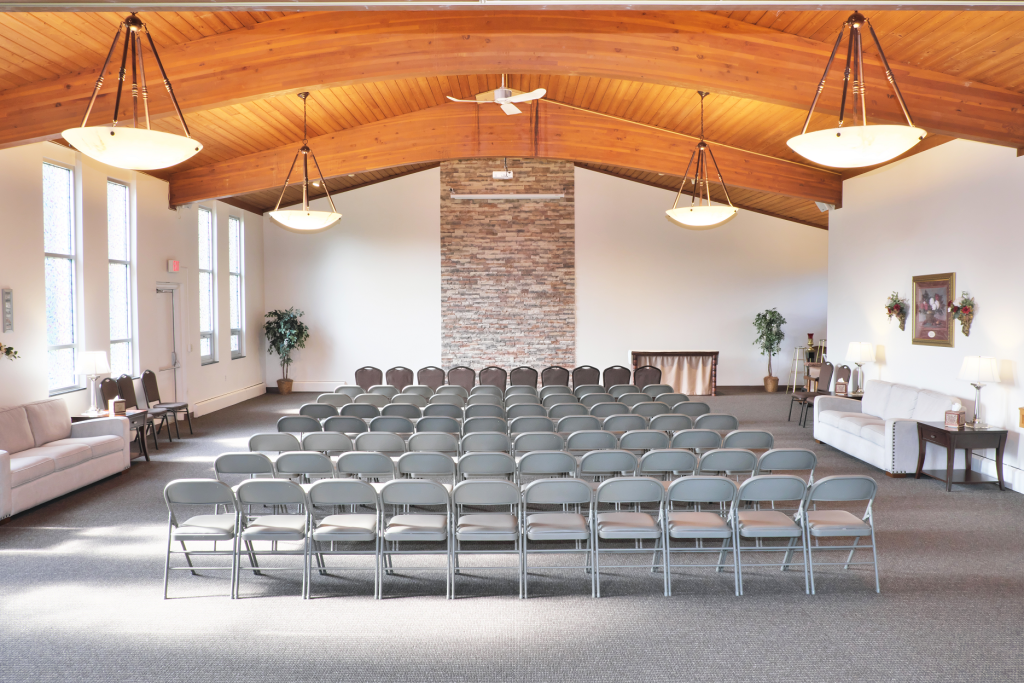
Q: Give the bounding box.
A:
[915,421,1007,492]
[72,409,150,462]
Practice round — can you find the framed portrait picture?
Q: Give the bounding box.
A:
[912,272,955,347]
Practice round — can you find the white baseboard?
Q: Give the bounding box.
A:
[192,383,267,418]
[970,453,1023,494]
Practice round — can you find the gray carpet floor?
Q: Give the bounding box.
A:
[1,391,1022,682]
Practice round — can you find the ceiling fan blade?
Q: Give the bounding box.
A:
[508,88,546,103]
[500,102,522,115]
[446,95,487,104]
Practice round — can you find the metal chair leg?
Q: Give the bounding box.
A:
[185,409,194,434]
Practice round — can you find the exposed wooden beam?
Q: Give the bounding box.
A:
[215,195,266,216]
[0,2,1020,10]
[2,11,1022,150]
[168,100,842,207]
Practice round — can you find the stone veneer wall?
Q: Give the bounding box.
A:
[440,158,575,371]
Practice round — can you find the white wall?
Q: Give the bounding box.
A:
[262,169,442,391]
[574,168,829,385]
[0,141,265,417]
[829,139,1024,491]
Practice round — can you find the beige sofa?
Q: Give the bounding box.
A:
[0,398,130,519]
[813,380,957,475]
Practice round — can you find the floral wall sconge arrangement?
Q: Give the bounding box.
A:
[0,342,18,361]
[912,272,955,347]
[948,292,975,337]
[885,292,909,331]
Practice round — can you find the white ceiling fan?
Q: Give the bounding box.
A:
[446,75,546,116]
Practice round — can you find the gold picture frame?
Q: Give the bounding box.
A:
[912,272,955,347]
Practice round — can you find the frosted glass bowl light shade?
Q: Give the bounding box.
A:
[269,209,342,232]
[787,125,926,168]
[665,205,738,230]
[62,126,202,171]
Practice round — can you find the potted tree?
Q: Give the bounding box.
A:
[753,308,786,393]
[263,308,309,395]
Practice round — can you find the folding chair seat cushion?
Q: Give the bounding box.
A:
[666,511,731,539]
[596,511,661,540]
[384,514,448,541]
[525,513,589,541]
[240,515,308,540]
[456,514,518,542]
[312,514,378,542]
[736,510,802,538]
[171,515,237,541]
[804,510,872,537]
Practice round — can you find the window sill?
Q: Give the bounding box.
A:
[231,354,246,360]
[49,386,85,397]
[201,359,218,366]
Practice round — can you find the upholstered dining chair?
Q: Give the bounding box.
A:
[142,369,193,437]
[117,374,171,449]
[354,366,383,391]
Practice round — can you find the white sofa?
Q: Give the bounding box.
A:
[0,398,130,519]
[813,380,957,475]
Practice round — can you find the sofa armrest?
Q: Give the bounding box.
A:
[70,417,131,470]
[814,395,863,424]
[0,449,11,519]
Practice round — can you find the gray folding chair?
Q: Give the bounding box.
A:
[163,479,238,599]
[353,432,406,460]
[516,451,577,484]
[437,385,470,400]
[336,451,395,491]
[608,384,640,399]
[461,432,511,454]
[512,432,565,460]
[379,479,452,599]
[542,394,579,409]
[416,416,461,435]
[649,414,693,434]
[509,416,554,435]
[369,416,415,434]
[565,430,618,457]
[618,430,671,456]
[369,385,400,399]
[755,449,817,483]
[463,416,508,435]
[618,392,650,408]
[670,430,723,453]
[396,452,457,491]
[422,404,463,420]
[631,402,672,419]
[548,403,589,420]
[734,475,810,596]
[233,479,310,599]
[317,393,352,408]
[275,451,334,485]
[382,404,422,420]
[642,384,674,398]
[580,393,615,408]
[457,452,516,481]
[391,394,428,408]
[572,384,604,399]
[602,414,646,434]
[323,416,369,436]
[505,394,541,408]
[467,394,503,407]
[333,386,363,399]
[695,414,740,432]
[802,475,880,594]
[355,393,390,408]
[429,393,467,407]
[505,385,539,398]
[465,403,505,420]
[723,430,774,450]
[672,402,711,418]
[407,432,459,458]
[655,393,690,407]
[340,404,380,420]
[539,385,573,400]
[451,480,522,598]
[302,432,353,456]
[638,449,698,486]
[590,402,632,419]
[299,403,338,420]
[697,449,758,479]
[663,476,739,596]
[556,415,601,434]
[402,385,434,399]
[470,385,503,398]
[214,453,276,503]
[305,479,381,599]
[277,415,322,436]
[578,450,638,494]
[592,477,666,597]
[521,478,594,599]
[249,433,301,462]
[506,403,547,420]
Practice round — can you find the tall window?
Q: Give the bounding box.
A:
[107,181,133,377]
[198,207,216,364]
[228,216,244,359]
[43,162,79,394]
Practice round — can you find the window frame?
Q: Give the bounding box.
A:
[107,179,134,378]
[43,160,81,396]
[197,206,217,365]
[228,215,245,360]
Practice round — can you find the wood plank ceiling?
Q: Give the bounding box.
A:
[2,9,1023,229]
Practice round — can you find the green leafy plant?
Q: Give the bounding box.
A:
[885,291,909,331]
[263,308,309,380]
[0,342,18,361]
[753,308,787,377]
[948,291,975,337]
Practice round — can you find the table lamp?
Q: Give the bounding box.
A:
[958,356,1000,428]
[78,351,110,417]
[845,342,875,394]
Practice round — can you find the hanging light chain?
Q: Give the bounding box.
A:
[669,91,734,214]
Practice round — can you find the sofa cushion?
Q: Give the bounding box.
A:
[860,381,892,419]
[24,398,72,448]
[837,415,884,437]
[819,410,866,429]
[912,390,955,422]
[17,443,93,472]
[884,385,919,420]
[49,435,124,460]
[10,454,56,487]
[0,405,35,456]
[860,423,885,447]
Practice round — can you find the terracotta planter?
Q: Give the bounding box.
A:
[764,376,779,393]
[277,378,294,395]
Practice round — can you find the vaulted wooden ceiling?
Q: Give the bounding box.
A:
[3,7,1024,229]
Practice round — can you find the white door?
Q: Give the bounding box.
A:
[154,285,183,402]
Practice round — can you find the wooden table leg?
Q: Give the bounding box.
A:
[996,433,1007,491]
[915,427,927,479]
[946,443,955,492]
[138,426,150,461]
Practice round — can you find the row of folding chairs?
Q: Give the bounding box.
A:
[351,365,661,392]
[163,472,877,599]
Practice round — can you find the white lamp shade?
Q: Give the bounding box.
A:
[958,356,1000,384]
[269,209,342,232]
[665,206,738,230]
[63,126,202,171]
[78,351,110,376]
[845,341,875,364]
[787,125,926,168]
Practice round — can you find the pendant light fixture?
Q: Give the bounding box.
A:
[268,92,342,233]
[787,12,926,168]
[62,14,201,171]
[665,92,737,230]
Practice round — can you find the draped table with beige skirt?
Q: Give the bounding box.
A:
[631,352,719,396]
